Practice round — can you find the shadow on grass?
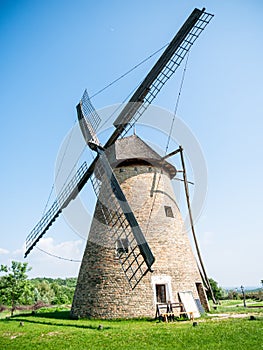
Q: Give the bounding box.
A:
[5,311,111,330]
[11,310,71,320]
[13,318,108,330]
[34,310,71,319]
[6,309,193,327]
[10,311,155,322]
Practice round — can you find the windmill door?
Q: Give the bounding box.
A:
[156,284,167,303]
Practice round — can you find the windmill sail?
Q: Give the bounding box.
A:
[106,8,213,146]
[25,161,90,257]
[25,89,101,258]
[91,149,155,289]
[25,7,213,258]
[78,91,155,287]
[77,89,101,145]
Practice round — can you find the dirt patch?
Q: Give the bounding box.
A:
[41,331,61,337]
[3,332,23,339]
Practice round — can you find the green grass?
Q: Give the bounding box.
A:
[209,299,263,314]
[0,306,262,350]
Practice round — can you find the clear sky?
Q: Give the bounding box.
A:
[0,0,262,289]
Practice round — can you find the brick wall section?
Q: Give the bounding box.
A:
[71,164,210,319]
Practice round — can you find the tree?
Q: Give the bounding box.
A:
[207,278,224,301]
[0,261,33,316]
[50,282,70,304]
[30,277,76,304]
[35,280,55,304]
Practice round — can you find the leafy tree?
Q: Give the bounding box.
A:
[0,261,33,315]
[51,282,70,304]
[30,277,76,304]
[65,277,77,288]
[207,278,224,301]
[35,280,55,303]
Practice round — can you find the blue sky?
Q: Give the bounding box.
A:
[0,0,263,289]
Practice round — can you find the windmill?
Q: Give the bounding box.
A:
[25,8,214,319]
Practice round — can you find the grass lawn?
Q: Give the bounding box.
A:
[208,299,263,315]
[0,304,262,349]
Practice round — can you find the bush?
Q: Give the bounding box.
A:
[245,291,263,301]
[227,290,240,300]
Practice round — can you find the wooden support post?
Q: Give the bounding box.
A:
[179,146,216,304]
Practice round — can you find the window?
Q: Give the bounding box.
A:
[164,206,174,218]
[156,284,167,303]
[116,238,129,254]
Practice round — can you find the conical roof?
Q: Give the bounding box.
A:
[106,134,176,178]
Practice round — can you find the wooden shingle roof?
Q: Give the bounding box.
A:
[106,135,176,178]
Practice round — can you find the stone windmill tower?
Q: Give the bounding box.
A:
[71,134,210,318]
[24,8,213,319]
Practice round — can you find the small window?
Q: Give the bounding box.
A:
[164,206,174,218]
[156,284,167,303]
[116,238,129,254]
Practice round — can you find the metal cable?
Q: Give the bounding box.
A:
[36,246,81,262]
[145,54,189,234]
[89,43,169,100]
[165,52,189,155]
